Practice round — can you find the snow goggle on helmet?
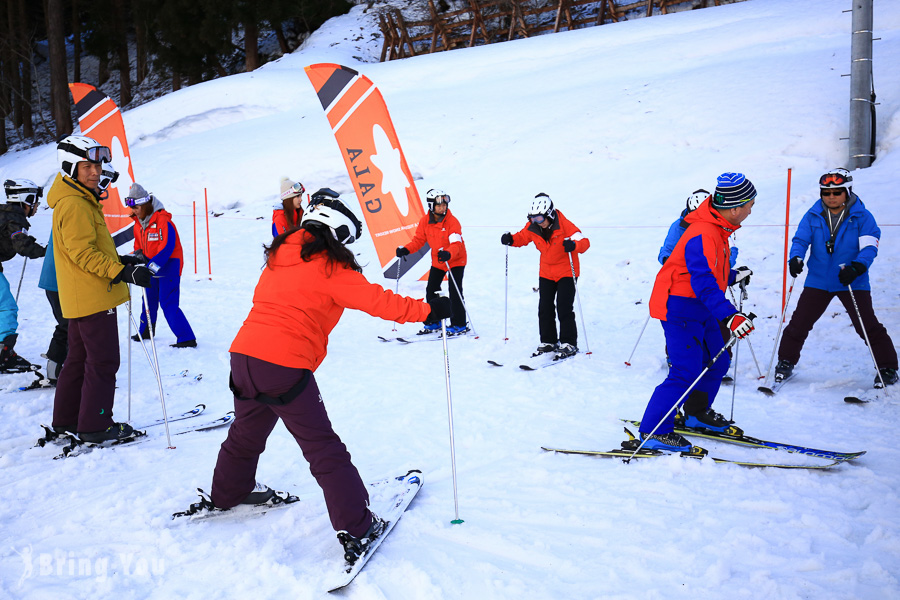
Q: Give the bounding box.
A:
[819,169,852,191]
[4,179,43,207]
[124,193,153,207]
[426,189,450,212]
[281,181,305,201]
[58,141,111,164]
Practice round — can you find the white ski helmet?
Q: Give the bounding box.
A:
[426,188,450,212]
[528,193,555,221]
[4,179,43,208]
[99,164,119,191]
[686,189,711,212]
[819,168,852,192]
[300,197,363,245]
[310,187,340,207]
[57,134,112,179]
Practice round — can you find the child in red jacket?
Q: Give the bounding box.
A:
[501,193,589,359]
[126,183,196,348]
[396,188,469,335]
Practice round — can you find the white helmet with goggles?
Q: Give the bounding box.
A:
[686,189,711,213]
[300,198,363,245]
[819,168,852,192]
[4,179,43,208]
[57,134,112,179]
[426,188,450,212]
[99,164,119,191]
[528,193,555,223]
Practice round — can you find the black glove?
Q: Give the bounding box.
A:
[500,232,513,246]
[788,257,804,278]
[426,296,452,322]
[838,261,867,286]
[437,250,451,263]
[119,253,144,266]
[732,266,752,287]
[396,246,410,258]
[563,239,576,253]
[113,265,153,287]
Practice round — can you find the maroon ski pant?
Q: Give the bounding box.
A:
[778,287,898,369]
[211,353,373,538]
[52,308,120,433]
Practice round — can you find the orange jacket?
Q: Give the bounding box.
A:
[510,210,589,281]
[649,198,738,321]
[133,209,184,275]
[404,210,467,269]
[230,230,431,370]
[272,207,302,237]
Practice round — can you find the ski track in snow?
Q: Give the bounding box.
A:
[1,0,900,598]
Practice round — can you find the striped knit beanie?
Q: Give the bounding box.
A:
[713,172,756,208]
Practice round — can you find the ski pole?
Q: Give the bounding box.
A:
[140,287,174,449]
[445,263,477,338]
[566,247,590,355]
[14,258,27,303]
[392,257,401,332]
[504,246,509,342]
[624,313,651,366]
[762,277,796,387]
[438,304,463,525]
[728,284,763,379]
[627,313,755,462]
[728,286,745,422]
[127,298,133,423]
[847,282,886,389]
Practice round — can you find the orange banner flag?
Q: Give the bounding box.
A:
[68,83,136,248]
[304,63,428,279]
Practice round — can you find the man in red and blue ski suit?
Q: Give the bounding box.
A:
[640,173,757,452]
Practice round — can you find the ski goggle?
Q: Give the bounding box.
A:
[124,194,152,207]
[59,142,112,164]
[430,195,450,205]
[4,182,43,206]
[281,182,305,200]
[819,172,851,187]
[529,214,546,224]
[821,190,845,197]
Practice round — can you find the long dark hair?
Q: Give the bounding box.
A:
[281,197,302,229]
[264,222,362,274]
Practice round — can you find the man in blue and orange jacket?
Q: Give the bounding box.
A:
[640,173,757,452]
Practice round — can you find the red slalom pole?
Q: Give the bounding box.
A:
[204,188,212,280]
[192,201,197,275]
[782,168,792,312]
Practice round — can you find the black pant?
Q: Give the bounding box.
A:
[425,265,466,328]
[778,287,898,369]
[45,290,68,369]
[538,277,577,347]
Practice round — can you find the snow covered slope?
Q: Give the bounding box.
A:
[1,0,899,597]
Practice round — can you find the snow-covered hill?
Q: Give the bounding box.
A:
[1,0,899,597]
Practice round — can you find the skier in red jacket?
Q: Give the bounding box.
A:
[501,193,590,360]
[396,188,469,335]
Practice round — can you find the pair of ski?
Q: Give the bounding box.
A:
[544,420,865,469]
[39,404,234,458]
[378,329,472,344]
[488,350,580,371]
[171,469,423,593]
[759,371,879,404]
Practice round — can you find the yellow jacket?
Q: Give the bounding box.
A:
[47,173,129,318]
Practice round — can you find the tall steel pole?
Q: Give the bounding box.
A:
[849,0,875,170]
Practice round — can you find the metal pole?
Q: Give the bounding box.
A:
[14,258,27,303]
[392,258,401,332]
[566,248,590,355]
[504,246,509,342]
[624,313,651,366]
[127,298,132,423]
[728,285,763,379]
[847,283,885,388]
[762,278,796,386]
[445,265,477,337]
[141,287,174,448]
[849,0,875,170]
[439,310,463,524]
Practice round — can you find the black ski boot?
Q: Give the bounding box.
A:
[0,334,36,374]
[876,368,898,388]
[774,359,794,382]
[78,422,136,444]
[337,514,386,565]
[531,343,557,358]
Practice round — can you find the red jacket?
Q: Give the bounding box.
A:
[272,207,302,237]
[132,209,184,275]
[404,210,467,269]
[649,198,738,321]
[230,230,431,370]
[510,210,589,281]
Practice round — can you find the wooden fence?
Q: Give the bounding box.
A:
[377,0,736,62]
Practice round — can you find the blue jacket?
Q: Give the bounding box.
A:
[38,234,58,292]
[790,193,879,292]
[659,210,738,267]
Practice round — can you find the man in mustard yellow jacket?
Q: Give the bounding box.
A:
[49,135,153,444]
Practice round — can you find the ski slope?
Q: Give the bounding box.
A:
[1,0,899,597]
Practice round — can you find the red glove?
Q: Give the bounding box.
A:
[726,312,754,339]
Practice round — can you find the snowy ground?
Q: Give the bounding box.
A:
[1,0,900,598]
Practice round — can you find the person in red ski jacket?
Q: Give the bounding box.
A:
[271,178,305,237]
[125,183,196,348]
[203,197,450,564]
[501,193,589,360]
[639,173,756,453]
[396,188,469,334]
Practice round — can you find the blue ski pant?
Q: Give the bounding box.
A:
[137,263,195,343]
[640,313,731,435]
[0,272,19,341]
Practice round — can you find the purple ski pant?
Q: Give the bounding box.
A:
[211,353,373,537]
[778,287,898,369]
[52,308,120,433]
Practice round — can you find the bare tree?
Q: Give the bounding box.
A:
[72,0,82,82]
[45,0,73,138]
[112,0,131,105]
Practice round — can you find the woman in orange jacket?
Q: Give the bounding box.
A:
[501,193,589,360]
[206,197,450,564]
[396,188,468,335]
[271,178,305,237]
